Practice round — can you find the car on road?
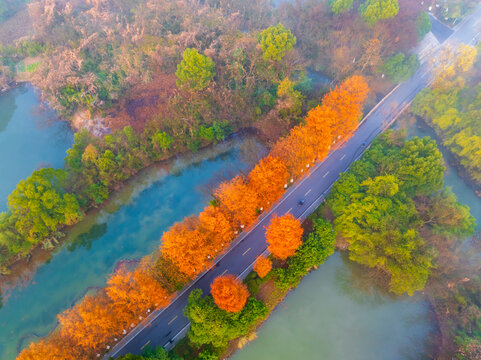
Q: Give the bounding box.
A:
[298,199,305,207]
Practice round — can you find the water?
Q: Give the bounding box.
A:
[233,117,481,360]
[233,253,433,360]
[0,85,73,211]
[0,135,262,360]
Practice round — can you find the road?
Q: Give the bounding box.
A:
[104,5,481,359]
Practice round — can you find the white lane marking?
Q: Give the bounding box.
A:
[141,340,151,350]
[287,207,292,213]
[323,171,330,178]
[340,154,346,160]
[220,269,228,276]
[242,248,251,256]
[305,189,311,196]
[168,316,177,325]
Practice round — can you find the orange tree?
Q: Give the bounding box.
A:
[265,214,303,260]
[210,274,249,313]
[253,255,273,278]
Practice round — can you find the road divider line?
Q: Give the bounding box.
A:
[323,171,330,178]
[141,340,151,350]
[340,154,346,160]
[305,189,311,196]
[242,248,251,256]
[220,269,228,276]
[287,207,292,213]
[168,316,177,325]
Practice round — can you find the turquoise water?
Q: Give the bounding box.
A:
[0,85,73,211]
[233,253,433,360]
[0,133,260,359]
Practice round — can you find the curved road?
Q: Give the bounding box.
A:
[105,6,481,359]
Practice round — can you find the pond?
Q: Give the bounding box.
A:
[0,84,73,211]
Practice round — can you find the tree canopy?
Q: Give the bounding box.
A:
[210,275,249,313]
[175,48,216,91]
[327,131,474,295]
[258,23,296,61]
[359,0,399,26]
[329,0,354,15]
[265,214,303,260]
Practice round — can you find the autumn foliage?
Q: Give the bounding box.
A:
[211,275,249,312]
[17,76,369,360]
[253,256,273,278]
[266,214,303,260]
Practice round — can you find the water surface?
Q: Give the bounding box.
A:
[0,85,73,210]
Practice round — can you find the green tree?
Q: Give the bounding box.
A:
[417,12,431,40]
[359,0,399,26]
[117,346,179,360]
[7,168,83,244]
[185,289,267,349]
[335,175,433,295]
[274,218,336,290]
[381,53,420,83]
[152,131,173,153]
[175,48,216,91]
[329,0,354,15]
[258,23,296,62]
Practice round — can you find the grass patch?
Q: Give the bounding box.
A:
[26,61,41,72]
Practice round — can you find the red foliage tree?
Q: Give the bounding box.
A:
[253,255,272,278]
[210,274,249,313]
[266,214,303,260]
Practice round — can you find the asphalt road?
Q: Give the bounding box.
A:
[105,5,481,359]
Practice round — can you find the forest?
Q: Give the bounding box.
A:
[0,0,433,277]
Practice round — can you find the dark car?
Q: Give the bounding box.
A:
[298,199,305,207]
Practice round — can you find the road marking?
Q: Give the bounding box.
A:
[323,171,330,178]
[242,248,251,256]
[168,316,177,325]
[305,189,311,196]
[220,269,228,276]
[340,154,346,160]
[141,340,151,350]
[287,207,292,213]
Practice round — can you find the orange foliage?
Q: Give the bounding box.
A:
[322,75,369,138]
[17,336,84,360]
[198,205,235,247]
[215,176,259,227]
[106,262,171,317]
[266,214,303,260]
[210,274,249,313]
[248,155,289,208]
[162,216,211,277]
[253,255,272,278]
[58,293,120,351]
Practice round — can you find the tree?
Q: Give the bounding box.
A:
[185,289,267,349]
[329,0,354,15]
[214,176,259,227]
[210,275,249,313]
[381,53,420,83]
[8,168,82,244]
[175,48,215,91]
[359,0,399,26]
[248,155,288,208]
[359,38,382,73]
[253,256,272,278]
[265,214,303,260]
[258,23,296,61]
[161,216,212,277]
[417,12,431,40]
[152,131,173,153]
